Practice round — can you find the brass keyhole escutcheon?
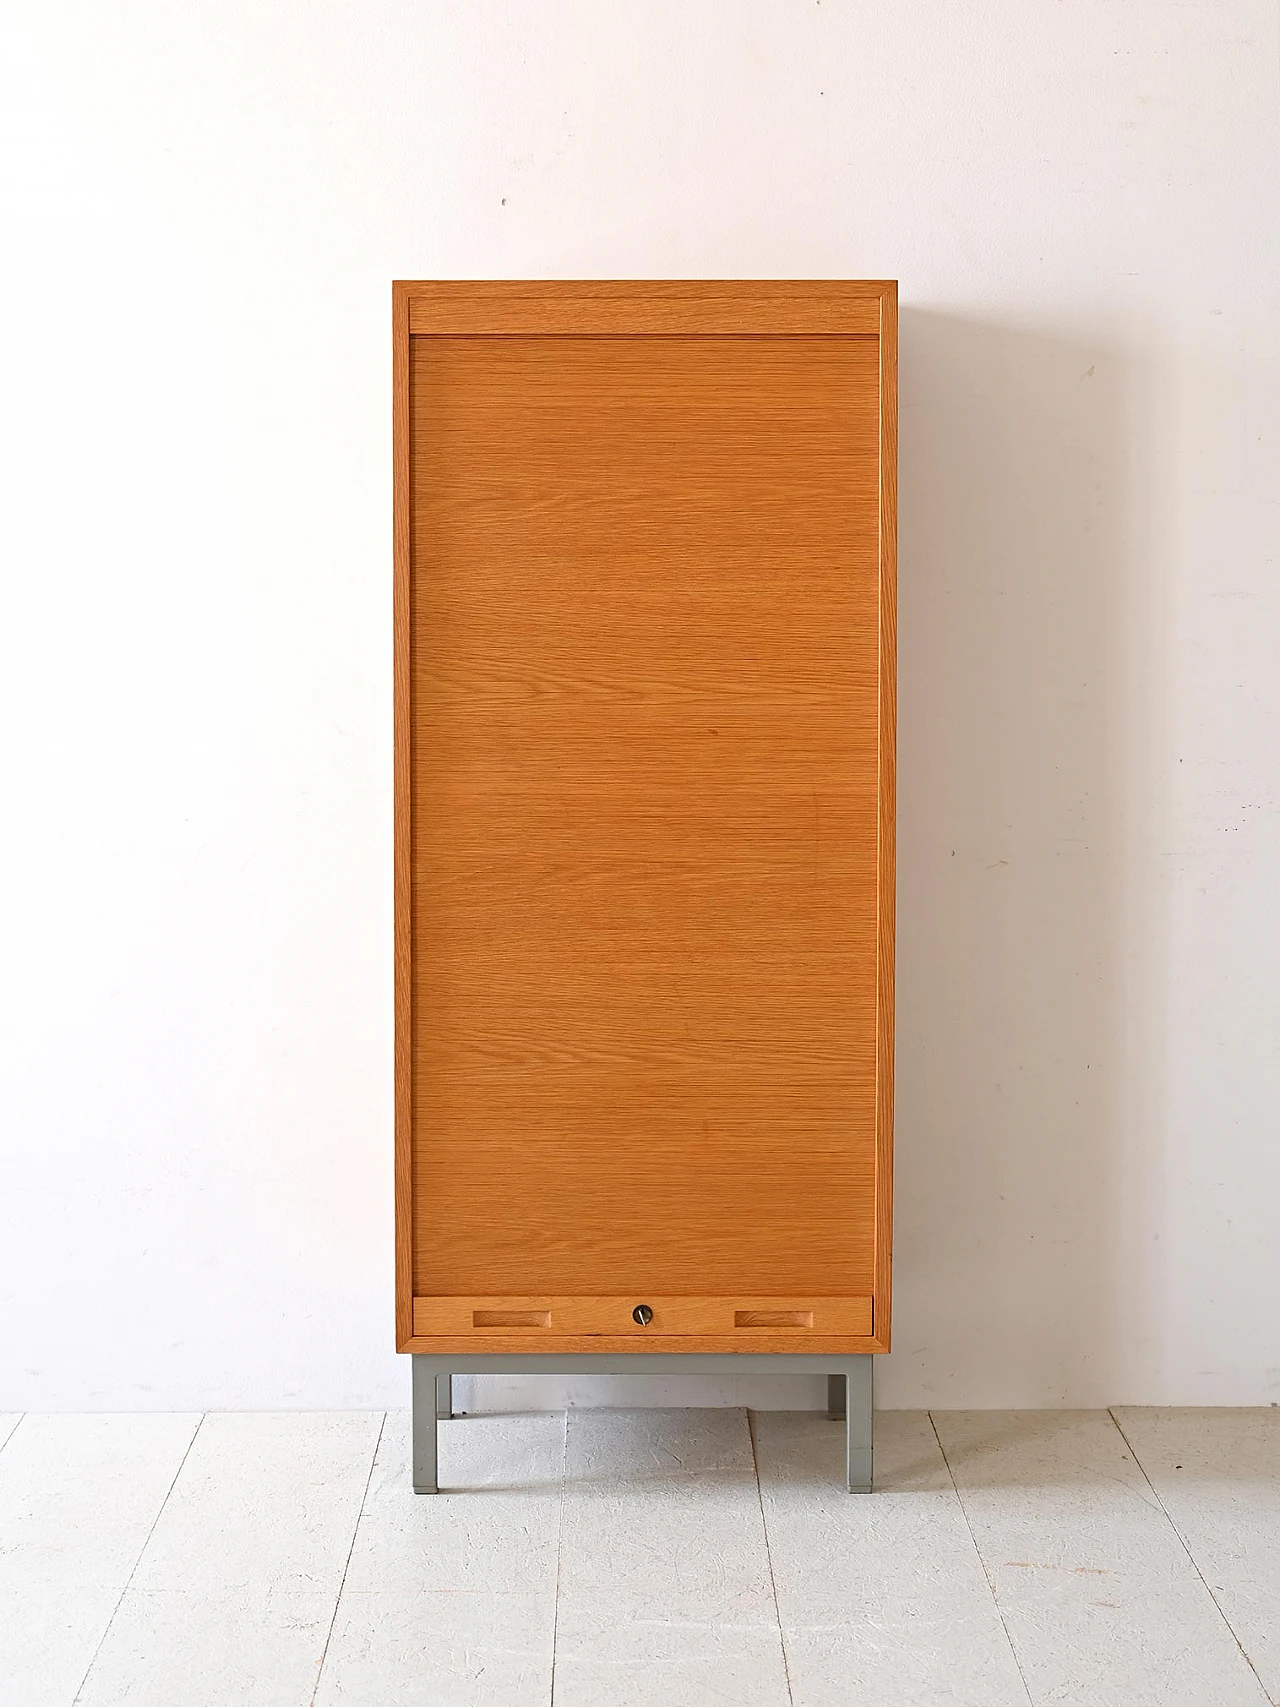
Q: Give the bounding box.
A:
[632,1304,654,1326]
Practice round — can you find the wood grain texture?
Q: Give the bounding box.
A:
[391,281,414,1349]
[403,278,890,338]
[393,281,896,1356]
[400,1333,882,1355]
[402,279,896,301]
[874,282,898,1348]
[413,1296,872,1337]
[408,297,880,335]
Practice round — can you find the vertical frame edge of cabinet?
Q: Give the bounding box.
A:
[874,282,898,1352]
[392,281,415,1350]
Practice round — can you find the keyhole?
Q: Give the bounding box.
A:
[632,1303,654,1326]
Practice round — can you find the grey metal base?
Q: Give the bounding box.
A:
[411,1353,873,1495]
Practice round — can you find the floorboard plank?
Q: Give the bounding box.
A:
[1112,1408,1280,1703]
[753,1410,1031,1706]
[76,1412,382,1707]
[0,1413,198,1707]
[932,1411,1270,1707]
[314,1409,565,1706]
[551,1408,790,1707]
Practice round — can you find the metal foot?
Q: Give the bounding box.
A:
[412,1356,438,1493]
[436,1372,453,1420]
[844,1356,873,1493]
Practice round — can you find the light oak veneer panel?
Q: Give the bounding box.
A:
[403,277,888,336]
[395,283,895,1355]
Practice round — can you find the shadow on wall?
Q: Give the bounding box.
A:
[884,309,1157,1409]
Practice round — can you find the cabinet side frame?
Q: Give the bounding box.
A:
[393,281,414,1349]
[873,282,897,1351]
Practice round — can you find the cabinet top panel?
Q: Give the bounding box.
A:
[394,279,895,337]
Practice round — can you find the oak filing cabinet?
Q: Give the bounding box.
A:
[393,280,897,1491]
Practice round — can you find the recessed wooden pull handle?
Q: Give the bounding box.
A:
[414,1296,872,1338]
[472,1309,551,1328]
[735,1309,813,1329]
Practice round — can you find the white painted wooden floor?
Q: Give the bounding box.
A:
[0,1406,1276,1707]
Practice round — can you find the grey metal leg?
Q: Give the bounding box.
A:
[412,1356,438,1493]
[845,1356,873,1493]
[405,1353,876,1494]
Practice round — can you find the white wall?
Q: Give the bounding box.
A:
[2,1,1277,1413]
